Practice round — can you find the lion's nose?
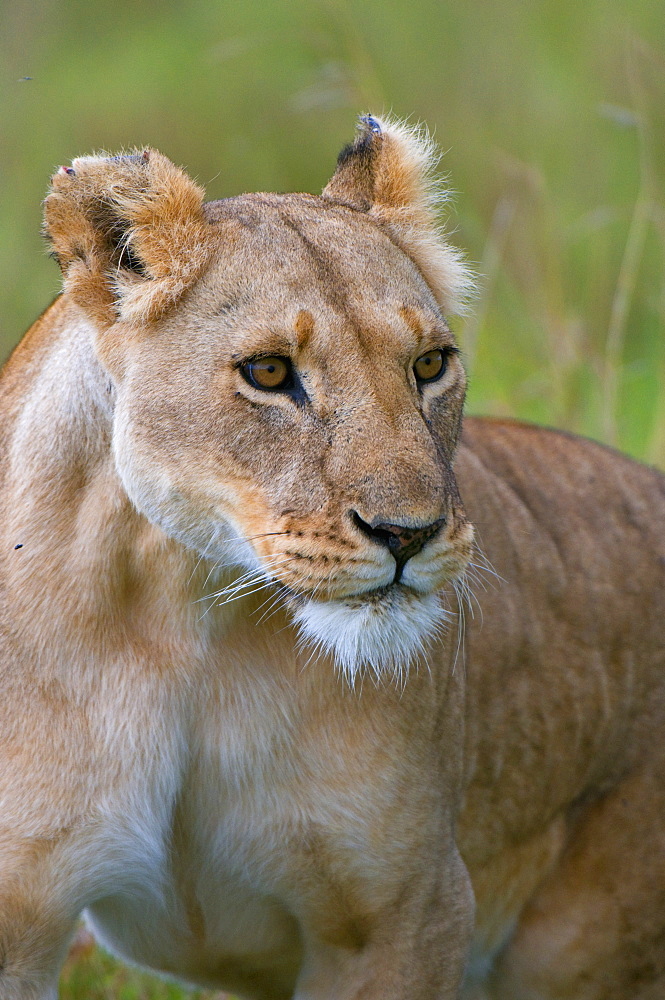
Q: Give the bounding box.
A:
[351,512,445,580]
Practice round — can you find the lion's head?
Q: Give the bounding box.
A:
[45,116,475,681]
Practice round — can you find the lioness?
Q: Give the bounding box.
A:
[1,115,664,1000]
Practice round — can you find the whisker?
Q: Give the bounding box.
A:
[188,530,298,588]
[253,588,289,626]
[455,572,483,622]
[215,580,277,605]
[197,578,280,621]
[466,566,490,590]
[452,584,467,678]
[254,600,286,627]
[187,528,219,586]
[200,559,225,591]
[469,543,505,586]
[195,556,293,605]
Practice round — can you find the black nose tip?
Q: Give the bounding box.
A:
[351,512,445,579]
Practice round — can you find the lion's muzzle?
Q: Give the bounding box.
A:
[350,512,446,582]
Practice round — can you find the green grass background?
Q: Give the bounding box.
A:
[1,0,664,995]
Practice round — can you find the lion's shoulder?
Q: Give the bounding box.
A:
[457,415,665,594]
[1,296,68,398]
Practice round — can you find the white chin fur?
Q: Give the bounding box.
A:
[292,587,451,685]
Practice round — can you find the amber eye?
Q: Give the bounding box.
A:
[241,356,293,391]
[414,349,447,383]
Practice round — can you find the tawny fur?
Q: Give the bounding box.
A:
[1,116,665,1000]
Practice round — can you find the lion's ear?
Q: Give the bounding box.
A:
[44,149,216,326]
[323,115,473,314]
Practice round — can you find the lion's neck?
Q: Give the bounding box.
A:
[1,304,252,675]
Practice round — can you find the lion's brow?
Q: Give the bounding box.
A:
[295,309,315,349]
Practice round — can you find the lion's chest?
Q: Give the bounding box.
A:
[82,670,382,994]
[83,687,307,990]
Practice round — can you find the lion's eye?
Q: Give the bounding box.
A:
[241,356,293,391]
[414,349,447,384]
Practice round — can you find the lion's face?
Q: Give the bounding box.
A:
[45,117,474,679]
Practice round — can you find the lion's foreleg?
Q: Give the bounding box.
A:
[293,847,474,1000]
[0,838,83,1000]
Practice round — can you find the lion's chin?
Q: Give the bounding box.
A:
[291,585,451,685]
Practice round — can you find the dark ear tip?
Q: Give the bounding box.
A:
[359,114,382,136]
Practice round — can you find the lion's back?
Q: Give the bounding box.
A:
[456,415,665,855]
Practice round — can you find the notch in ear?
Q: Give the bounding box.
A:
[323,115,474,315]
[44,149,217,327]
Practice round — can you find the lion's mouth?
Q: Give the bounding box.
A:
[277,578,417,610]
[319,581,417,605]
